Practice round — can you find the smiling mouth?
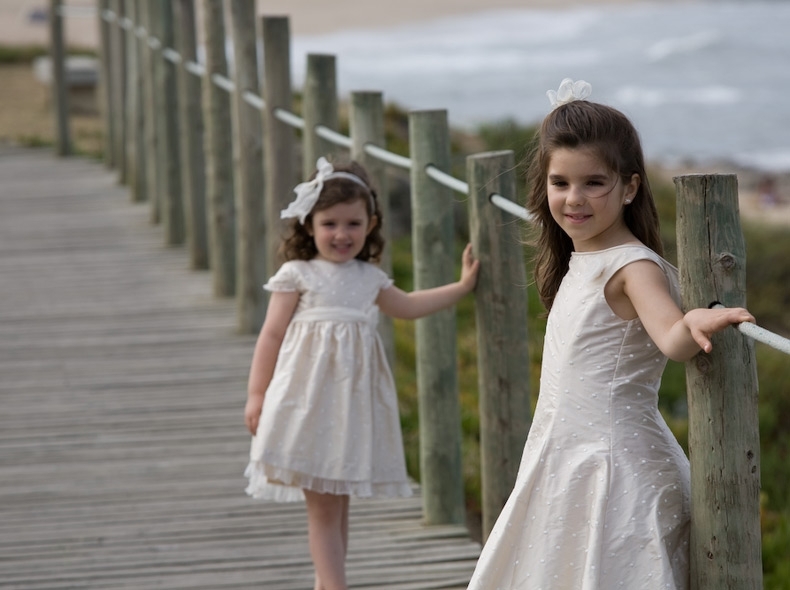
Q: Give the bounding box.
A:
[566,214,590,223]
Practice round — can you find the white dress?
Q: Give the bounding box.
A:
[468,244,690,590]
[244,258,413,502]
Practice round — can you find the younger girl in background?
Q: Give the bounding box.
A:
[467,79,754,590]
[244,157,479,590]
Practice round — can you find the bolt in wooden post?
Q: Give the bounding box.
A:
[408,109,465,526]
[174,0,207,269]
[674,173,761,590]
[302,54,338,178]
[229,0,265,333]
[261,16,295,281]
[467,150,532,541]
[350,90,395,370]
[200,0,236,297]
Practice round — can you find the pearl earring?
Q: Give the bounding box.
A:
[624,199,631,204]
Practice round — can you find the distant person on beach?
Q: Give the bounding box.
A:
[757,175,782,209]
[243,157,479,590]
[466,78,755,590]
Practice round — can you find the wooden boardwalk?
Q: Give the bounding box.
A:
[0,145,481,589]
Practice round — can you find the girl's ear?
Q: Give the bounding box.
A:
[624,173,640,203]
[366,215,378,235]
[305,220,314,236]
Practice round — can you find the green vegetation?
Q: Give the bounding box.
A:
[389,116,790,582]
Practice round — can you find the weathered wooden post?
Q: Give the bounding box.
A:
[229,0,265,333]
[261,15,295,281]
[124,0,146,203]
[97,0,114,166]
[302,53,339,178]
[467,150,532,541]
[174,0,207,269]
[350,90,395,369]
[140,0,160,223]
[109,0,126,178]
[153,0,184,246]
[200,0,236,297]
[674,174,761,590]
[49,0,71,156]
[408,109,465,525]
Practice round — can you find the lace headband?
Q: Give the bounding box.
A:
[547,78,592,110]
[280,157,371,224]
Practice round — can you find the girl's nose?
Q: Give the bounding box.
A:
[567,185,586,205]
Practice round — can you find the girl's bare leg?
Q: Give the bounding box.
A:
[304,490,349,590]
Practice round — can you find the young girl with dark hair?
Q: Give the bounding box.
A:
[244,157,479,590]
[467,79,754,590]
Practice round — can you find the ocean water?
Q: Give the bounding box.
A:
[291,1,790,172]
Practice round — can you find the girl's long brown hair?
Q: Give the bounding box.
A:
[525,100,663,311]
[280,160,385,263]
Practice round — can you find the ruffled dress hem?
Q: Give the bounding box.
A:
[244,461,413,502]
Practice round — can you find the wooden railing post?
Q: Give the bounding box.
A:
[408,109,465,526]
[261,16,295,281]
[97,0,114,166]
[140,0,160,223]
[350,90,395,370]
[302,53,338,177]
[125,0,146,203]
[467,150,532,541]
[48,0,70,156]
[200,0,236,297]
[153,0,184,246]
[174,0,207,269]
[674,174,761,590]
[109,0,126,177]
[229,0,265,333]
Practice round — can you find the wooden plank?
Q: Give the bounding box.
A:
[0,146,481,589]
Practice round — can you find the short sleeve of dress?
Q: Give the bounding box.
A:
[263,261,301,293]
[370,264,395,292]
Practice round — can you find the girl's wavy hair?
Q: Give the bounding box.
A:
[525,100,663,311]
[280,160,385,263]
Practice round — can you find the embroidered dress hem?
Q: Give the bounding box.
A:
[244,461,413,501]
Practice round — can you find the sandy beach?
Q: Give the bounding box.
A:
[1,0,667,47]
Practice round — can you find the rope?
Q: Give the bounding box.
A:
[315,125,353,149]
[712,304,790,355]
[243,91,265,111]
[274,108,305,130]
[363,144,411,170]
[426,165,468,195]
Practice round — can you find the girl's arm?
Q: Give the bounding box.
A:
[614,260,754,362]
[376,243,480,320]
[244,290,300,435]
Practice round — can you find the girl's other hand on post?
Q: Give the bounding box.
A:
[461,243,481,292]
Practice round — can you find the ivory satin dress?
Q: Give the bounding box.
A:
[244,259,412,502]
[468,245,690,590]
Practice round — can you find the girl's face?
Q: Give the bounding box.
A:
[308,198,377,263]
[546,146,639,252]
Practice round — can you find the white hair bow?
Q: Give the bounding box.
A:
[547,78,592,109]
[280,157,335,224]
